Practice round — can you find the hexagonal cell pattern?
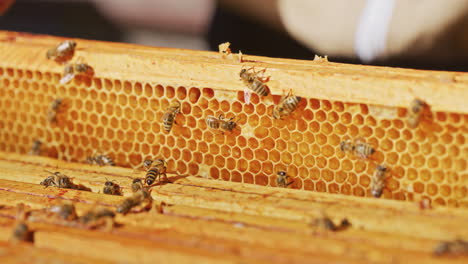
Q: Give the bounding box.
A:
[0,67,466,207]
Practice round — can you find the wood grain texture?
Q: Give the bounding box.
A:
[0,152,467,263]
[0,31,467,113]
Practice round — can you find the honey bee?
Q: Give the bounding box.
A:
[47,98,65,124]
[272,90,302,119]
[28,139,42,156]
[434,239,468,256]
[313,217,336,231]
[339,138,375,159]
[276,171,293,188]
[145,159,168,185]
[46,40,77,63]
[87,152,116,166]
[371,165,388,198]
[131,178,144,193]
[49,202,78,221]
[205,114,238,133]
[239,66,270,97]
[79,207,115,229]
[117,188,152,215]
[10,222,31,243]
[103,180,122,196]
[311,217,351,231]
[40,170,75,189]
[162,101,181,132]
[407,99,429,128]
[60,62,94,84]
[10,203,32,243]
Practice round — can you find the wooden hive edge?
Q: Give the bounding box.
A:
[0,31,467,113]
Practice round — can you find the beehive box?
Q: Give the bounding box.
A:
[0,31,466,206]
[0,31,467,263]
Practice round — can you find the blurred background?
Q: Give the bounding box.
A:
[0,0,467,71]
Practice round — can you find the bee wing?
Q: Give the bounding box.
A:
[354,137,366,144]
[60,73,75,84]
[244,87,252,105]
[56,42,71,53]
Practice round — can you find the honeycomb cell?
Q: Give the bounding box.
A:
[316,134,327,145]
[210,167,220,179]
[314,181,325,192]
[358,174,370,187]
[353,115,364,126]
[215,156,225,168]
[408,142,419,154]
[385,152,398,166]
[395,140,406,152]
[243,173,254,184]
[254,149,268,161]
[309,121,320,133]
[202,88,214,98]
[288,142,298,153]
[316,157,327,169]
[440,185,451,197]
[237,158,248,172]
[361,126,373,137]
[309,99,320,109]
[242,148,253,160]
[303,109,314,121]
[229,170,241,182]
[321,123,333,135]
[249,160,261,174]
[348,125,359,137]
[353,186,365,197]
[252,126,268,138]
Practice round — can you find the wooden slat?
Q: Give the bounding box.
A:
[0,241,111,264]
[0,153,467,263]
[0,31,466,113]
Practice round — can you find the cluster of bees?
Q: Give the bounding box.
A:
[17,40,465,256]
[11,172,156,243]
[338,98,430,198]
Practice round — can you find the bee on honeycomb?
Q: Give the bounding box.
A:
[272,90,301,119]
[60,60,94,84]
[371,165,389,198]
[239,66,270,105]
[339,138,375,159]
[407,99,429,128]
[162,101,181,133]
[46,40,76,63]
[206,114,239,134]
[276,171,293,188]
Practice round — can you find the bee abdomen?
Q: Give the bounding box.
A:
[355,144,375,157]
[145,168,159,185]
[252,81,269,96]
[163,112,176,132]
[117,198,139,214]
[284,96,301,111]
[206,117,220,129]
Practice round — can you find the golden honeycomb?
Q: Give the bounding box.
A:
[0,32,466,207]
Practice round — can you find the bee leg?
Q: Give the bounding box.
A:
[153,201,166,214]
[259,76,271,83]
[161,173,170,183]
[257,68,270,82]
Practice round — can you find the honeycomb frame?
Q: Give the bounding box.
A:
[0,31,466,207]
